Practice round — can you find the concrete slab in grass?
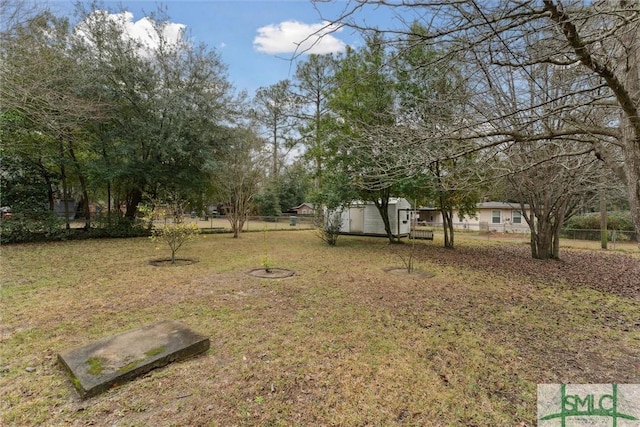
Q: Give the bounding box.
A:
[58,320,209,398]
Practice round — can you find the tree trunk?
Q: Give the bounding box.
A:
[623,147,640,247]
[531,213,566,260]
[237,213,246,237]
[551,220,562,260]
[551,199,569,259]
[59,138,70,230]
[441,205,454,249]
[533,230,550,260]
[68,144,91,230]
[530,230,538,259]
[228,195,242,238]
[440,208,453,249]
[600,180,608,250]
[107,181,112,225]
[373,190,394,243]
[531,216,551,260]
[43,170,55,211]
[125,188,143,219]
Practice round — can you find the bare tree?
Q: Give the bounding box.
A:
[502,140,601,259]
[468,41,612,259]
[0,0,45,45]
[211,127,266,238]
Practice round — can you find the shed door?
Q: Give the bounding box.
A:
[350,207,365,233]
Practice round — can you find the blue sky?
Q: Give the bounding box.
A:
[50,0,406,96]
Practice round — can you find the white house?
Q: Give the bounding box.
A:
[417,202,531,233]
[335,198,413,237]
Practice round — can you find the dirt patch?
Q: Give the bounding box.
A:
[383,267,435,279]
[148,258,198,267]
[245,267,295,278]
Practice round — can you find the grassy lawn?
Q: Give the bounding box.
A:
[1,231,638,426]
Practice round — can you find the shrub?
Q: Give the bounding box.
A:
[606,212,635,231]
[88,214,151,238]
[150,223,200,264]
[0,211,67,244]
[564,212,634,231]
[315,210,342,246]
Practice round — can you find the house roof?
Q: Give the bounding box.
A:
[292,202,314,210]
[417,202,530,211]
[477,202,530,209]
[350,198,409,206]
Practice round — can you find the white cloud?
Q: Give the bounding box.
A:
[253,20,346,55]
[76,11,185,57]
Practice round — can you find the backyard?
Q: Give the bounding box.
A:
[1,231,638,426]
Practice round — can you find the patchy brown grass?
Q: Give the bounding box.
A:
[1,231,638,426]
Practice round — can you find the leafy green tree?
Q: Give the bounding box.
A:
[1,10,105,230]
[430,159,480,248]
[2,4,241,240]
[253,184,282,218]
[71,5,237,220]
[253,161,312,217]
[392,24,479,248]
[0,111,60,212]
[328,34,399,243]
[277,160,313,213]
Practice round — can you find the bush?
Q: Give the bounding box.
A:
[562,212,636,241]
[315,210,342,246]
[88,214,151,238]
[564,212,634,231]
[150,223,200,264]
[0,211,67,244]
[607,212,635,231]
[564,214,600,230]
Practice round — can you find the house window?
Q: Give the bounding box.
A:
[512,210,522,224]
[492,210,501,224]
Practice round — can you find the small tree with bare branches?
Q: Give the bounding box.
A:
[211,127,266,238]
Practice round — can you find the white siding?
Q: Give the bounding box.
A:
[334,198,412,236]
[338,207,351,233]
[394,198,412,235]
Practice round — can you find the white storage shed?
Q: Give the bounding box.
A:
[336,198,412,237]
